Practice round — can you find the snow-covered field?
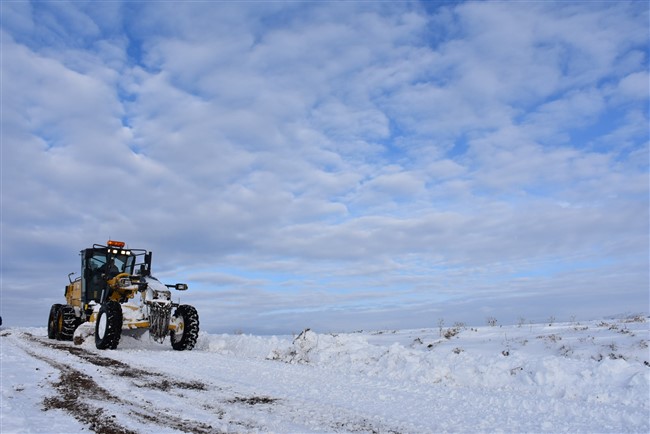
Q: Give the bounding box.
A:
[1,316,648,433]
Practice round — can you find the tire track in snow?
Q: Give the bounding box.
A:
[13,331,408,433]
[12,332,136,434]
[14,332,224,433]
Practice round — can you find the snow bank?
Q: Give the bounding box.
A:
[199,318,649,406]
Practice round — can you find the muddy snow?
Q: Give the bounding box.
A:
[1,316,648,433]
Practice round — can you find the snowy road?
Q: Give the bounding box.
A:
[2,318,648,433]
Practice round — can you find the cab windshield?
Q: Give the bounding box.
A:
[89,251,136,277]
[83,246,148,304]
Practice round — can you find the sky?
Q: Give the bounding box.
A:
[1,0,648,335]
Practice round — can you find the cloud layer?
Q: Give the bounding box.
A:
[2,1,648,333]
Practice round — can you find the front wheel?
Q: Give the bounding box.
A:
[170,305,199,351]
[95,301,122,350]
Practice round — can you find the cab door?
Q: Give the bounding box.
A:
[81,249,109,305]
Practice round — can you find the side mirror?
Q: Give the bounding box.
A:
[175,283,188,291]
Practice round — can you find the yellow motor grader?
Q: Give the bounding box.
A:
[47,240,199,350]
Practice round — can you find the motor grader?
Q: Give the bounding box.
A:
[47,240,199,350]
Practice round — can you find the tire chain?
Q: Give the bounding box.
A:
[148,302,172,343]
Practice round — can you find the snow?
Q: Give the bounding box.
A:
[1,316,648,433]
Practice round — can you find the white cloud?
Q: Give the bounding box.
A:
[615,71,650,102]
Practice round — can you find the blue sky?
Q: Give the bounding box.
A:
[1,1,648,334]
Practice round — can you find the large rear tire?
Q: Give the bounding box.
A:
[95,301,122,350]
[47,304,62,339]
[56,305,77,341]
[170,305,199,351]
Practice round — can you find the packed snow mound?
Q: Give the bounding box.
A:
[203,317,648,406]
[267,328,384,365]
